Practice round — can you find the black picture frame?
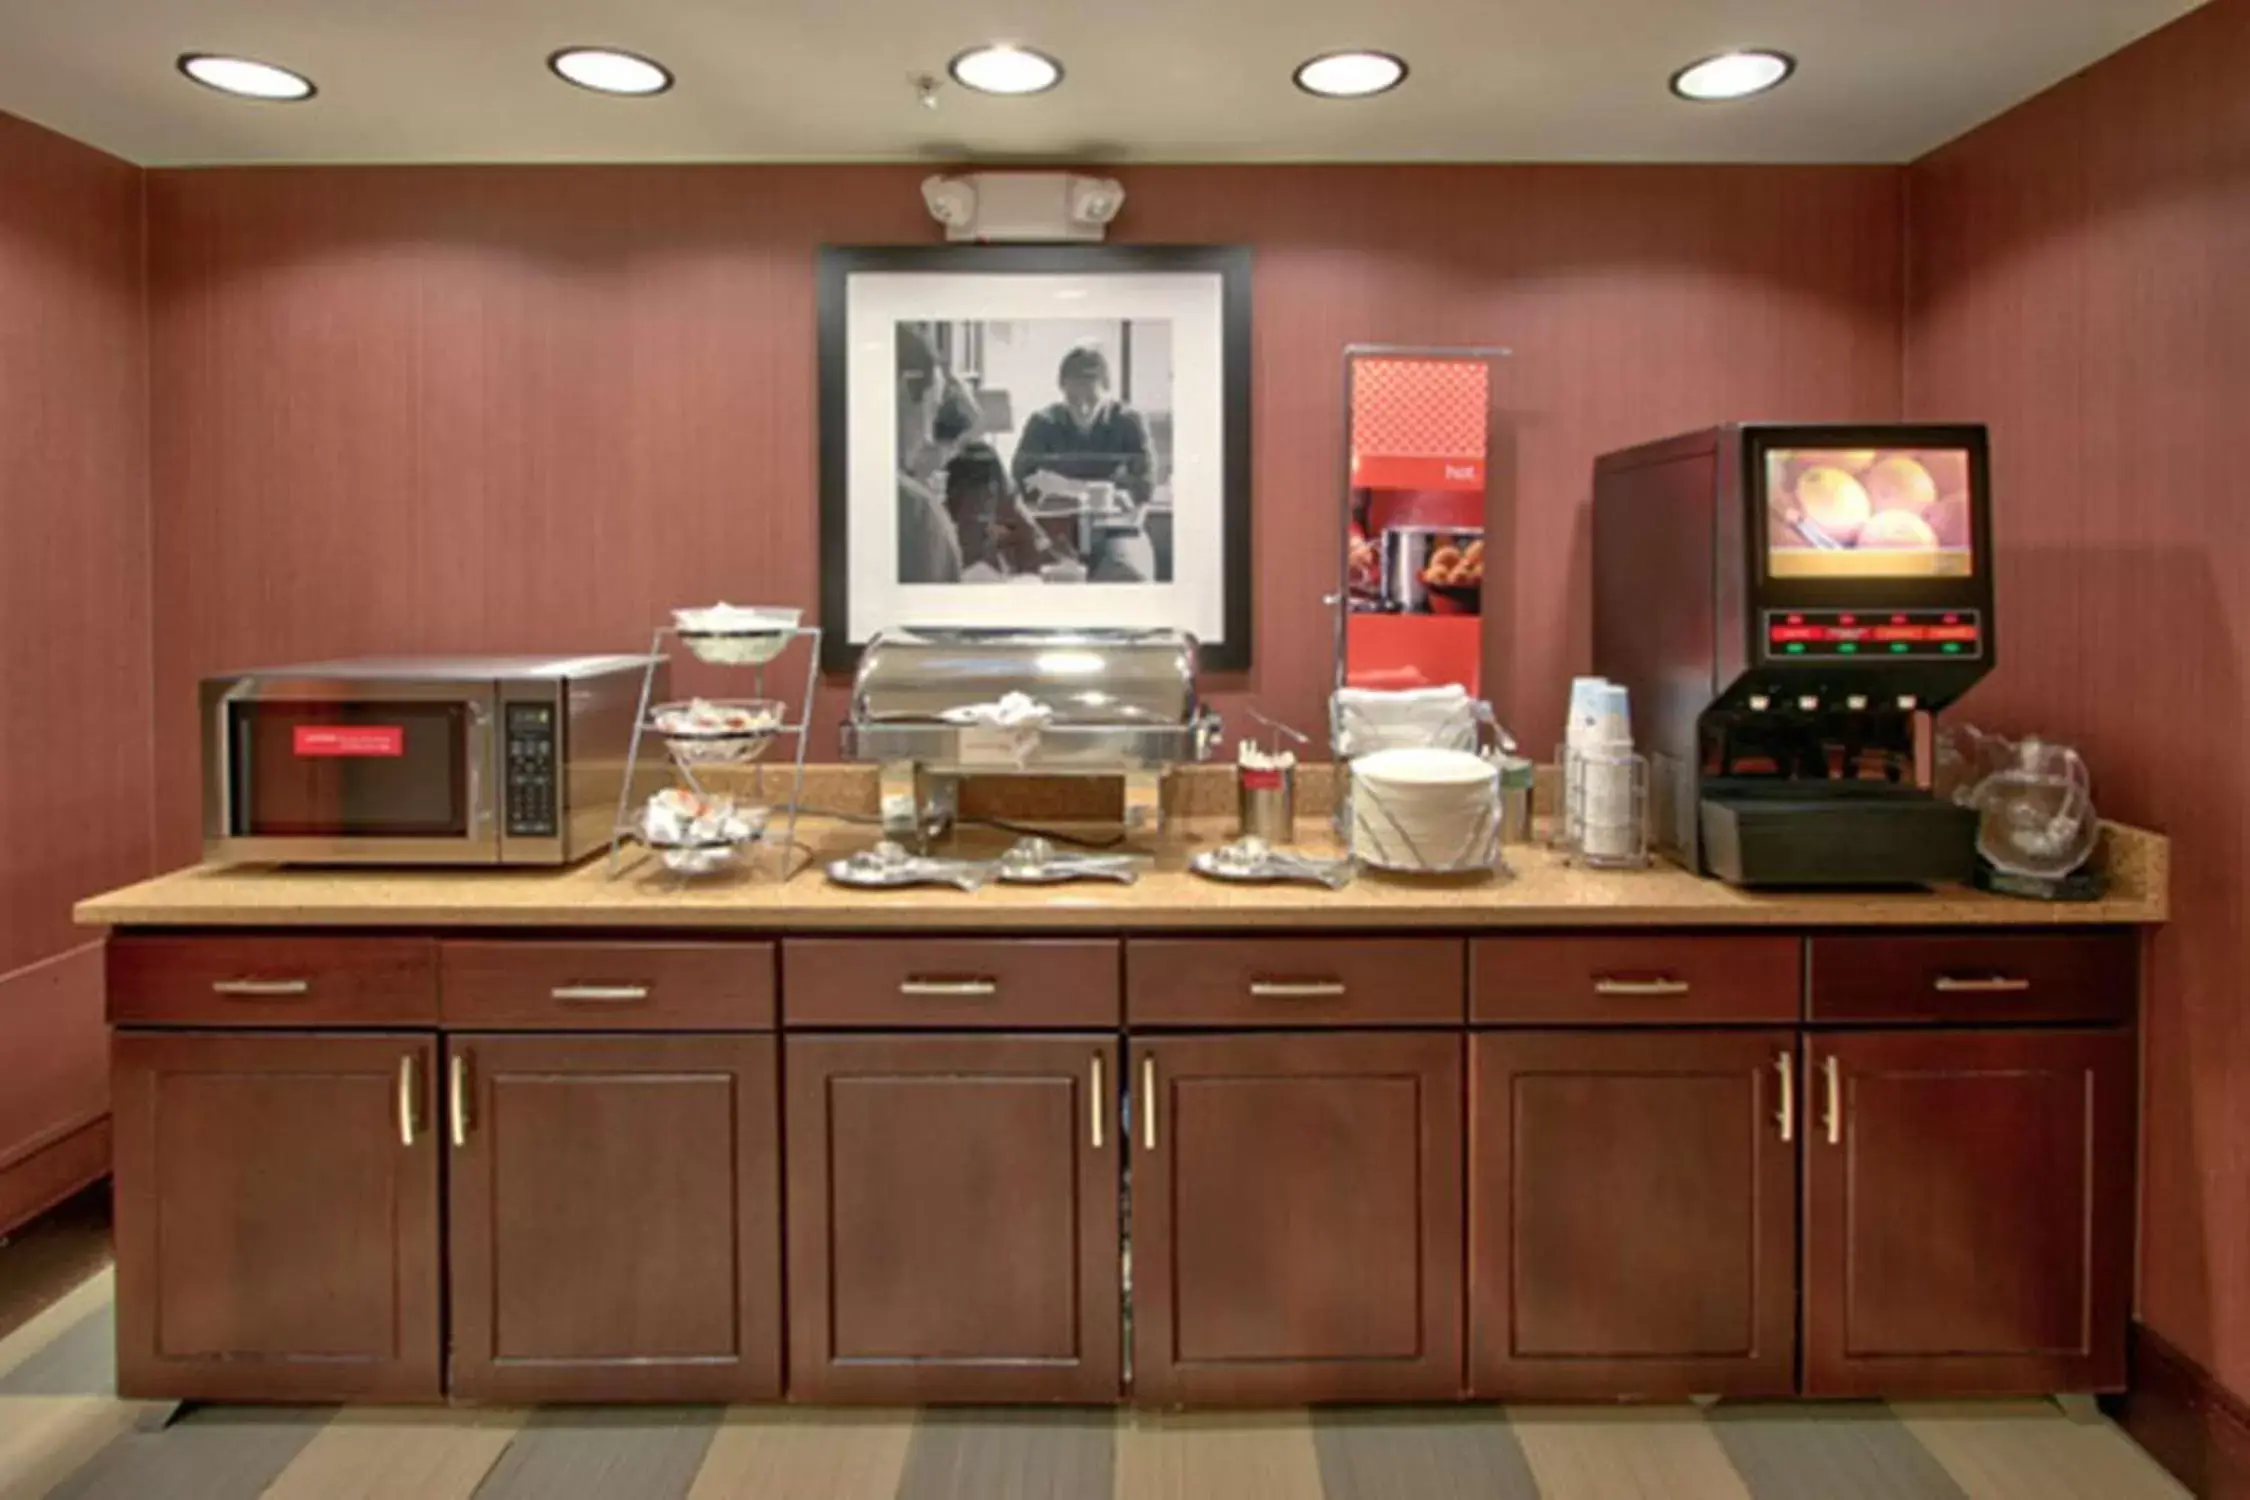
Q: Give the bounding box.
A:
[816,243,1254,673]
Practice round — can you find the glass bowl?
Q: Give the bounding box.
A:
[671,605,801,665]
[646,699,786,766]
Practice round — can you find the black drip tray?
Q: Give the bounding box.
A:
[1699,793,1976,888]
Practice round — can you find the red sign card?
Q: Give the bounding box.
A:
[1355,455,1486,491]
[293,725,406,758]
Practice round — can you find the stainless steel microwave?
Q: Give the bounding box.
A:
[203,655,666,866]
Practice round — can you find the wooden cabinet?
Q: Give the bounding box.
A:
[1469,1031,1797,1399]
[96,924,2146,1410]
[1132,1033,1463,1403]
[1803,1030,2134,1396]
[446,1034,782,1402]
[111,1031,442,1401]
[783,1035,1121,1401]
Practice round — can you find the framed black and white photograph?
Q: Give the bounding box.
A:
[817,244,1252,670]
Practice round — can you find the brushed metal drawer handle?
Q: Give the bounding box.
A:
[396,1055,418,1148]
[899,978,999,998]
[211,978,311,998]
[1248,980,1348,999]
[1592,977,1691,997]
[1773,1051,1794,1144]
[449,1053,471,1149]
[550,984,652,1003]
[1822,1054,1843,1147]
[1090,1053,1106,1151]
[1932,976,2033,994]
[1141,1056,1158,1153]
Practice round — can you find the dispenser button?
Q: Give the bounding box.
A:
[1748,694,1771,712]
[1797,695,1820,713]
[1846,694,1869,711]
[1897,694,1920,711]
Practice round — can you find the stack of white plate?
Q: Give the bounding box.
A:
[1349,748,1502,873]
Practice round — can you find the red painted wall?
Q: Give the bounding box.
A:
[144,162,1905,863]
[0,109,147,1223]
[1906,0,2250,1402]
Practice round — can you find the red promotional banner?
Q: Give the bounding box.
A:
[1345,352,1494,694]
[1354,455,1486,491]
[293,725,406,758]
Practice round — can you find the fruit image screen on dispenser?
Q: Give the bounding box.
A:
[1592,423,1996,887]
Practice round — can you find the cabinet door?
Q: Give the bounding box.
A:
[785,1035,1120,1401]
[111,1031,441,1402]
[1804,1030,2133,1397]
[1133,1033,1463,1403]
[447,1034,781,1402]
[1470,1031,1797,1399]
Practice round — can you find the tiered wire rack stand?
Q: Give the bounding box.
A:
[605,624,822,885]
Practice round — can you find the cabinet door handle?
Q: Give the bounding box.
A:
[1141,1056,1158,1153]
[449,1052,471,1149]
[1821,1054,1842,1146]
[396,1054,418,1147]
[1592,976,1690,997]
[1248,980,1347,999]
[550,984,651,1003]
[211,978,311,998]
[1773,1051,1794,1144]
[898,978,998,997]
[1932,975,2032,994]
[1090,1053,1106,1151]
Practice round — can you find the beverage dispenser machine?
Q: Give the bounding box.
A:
[1592,423,1994,886]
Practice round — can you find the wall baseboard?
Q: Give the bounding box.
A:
[2112,1322,2250,1499]
[0,1115,109,1239]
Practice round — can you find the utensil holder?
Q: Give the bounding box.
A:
[1237,763,1296,844]
[1498,756,1536,845]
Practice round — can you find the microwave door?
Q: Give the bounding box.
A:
[209,678,500,865]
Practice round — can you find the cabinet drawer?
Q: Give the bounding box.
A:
[1808,933,2136,1024]
[108,936,438,1026]
[1474,936,1800,1024]
[783,939,1118,1028]
[1127,938,1463,1027]
[441,941,775,1029]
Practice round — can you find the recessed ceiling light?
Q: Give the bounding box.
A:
[548,47,674,97]
[1293,51,1408,99]
[1669,50,1795,102]
[176,53,316,102]
[948,45,1064,96]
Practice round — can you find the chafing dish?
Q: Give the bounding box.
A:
[840,628,1221,845]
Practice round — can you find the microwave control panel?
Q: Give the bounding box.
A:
[504,703,559,838]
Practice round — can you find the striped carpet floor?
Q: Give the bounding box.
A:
[0,1210,2192,1500]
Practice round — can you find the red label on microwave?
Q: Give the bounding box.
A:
[292,725,405,758]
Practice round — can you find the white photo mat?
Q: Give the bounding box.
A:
[843,270,1230,649]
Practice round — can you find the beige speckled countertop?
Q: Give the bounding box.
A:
[74,816,2168,932]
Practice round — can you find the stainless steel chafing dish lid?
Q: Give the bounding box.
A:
[848,628,1202,727]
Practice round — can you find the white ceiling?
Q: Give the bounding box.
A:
[0,0,2207,167]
